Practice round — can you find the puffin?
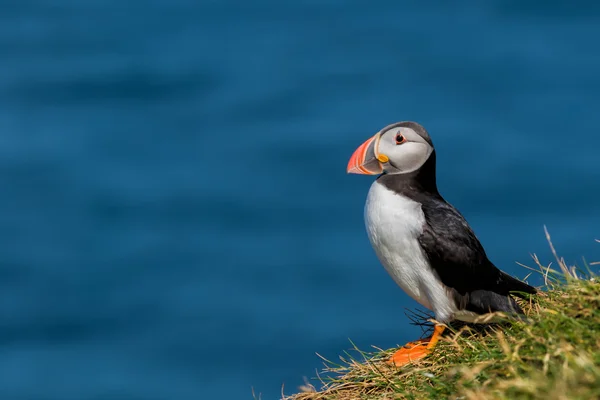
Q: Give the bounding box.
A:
[347,121,536,366]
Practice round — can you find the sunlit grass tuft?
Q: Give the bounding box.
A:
[282,231,600,400]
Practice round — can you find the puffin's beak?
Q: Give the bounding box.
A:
[347,134,384,175]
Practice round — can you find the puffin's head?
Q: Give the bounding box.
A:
[347,121,434,175]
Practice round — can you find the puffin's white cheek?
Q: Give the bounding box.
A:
[393,143,430,172]
[401,149,425,166]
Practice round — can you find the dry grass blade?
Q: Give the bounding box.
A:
[543,226,576,278]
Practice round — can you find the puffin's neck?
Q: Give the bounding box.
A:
[376,151,440,197]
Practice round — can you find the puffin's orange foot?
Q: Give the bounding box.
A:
[388,324,446,367]
[389,342,431,366]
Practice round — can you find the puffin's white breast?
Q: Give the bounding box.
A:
[364,181,457,321]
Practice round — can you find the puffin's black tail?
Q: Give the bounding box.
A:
[449,268,537,320]
[456,269,537,317]
[496,270,537,299]
[466,290,526,315]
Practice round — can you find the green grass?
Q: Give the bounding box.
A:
[282,235,600,400]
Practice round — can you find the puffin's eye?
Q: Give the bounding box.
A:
[395,134,406,144]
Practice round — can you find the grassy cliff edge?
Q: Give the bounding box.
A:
[282,239,600,400]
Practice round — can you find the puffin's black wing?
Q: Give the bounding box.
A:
[417,197,536,314]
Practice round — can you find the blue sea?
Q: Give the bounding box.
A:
[0,1,599,399]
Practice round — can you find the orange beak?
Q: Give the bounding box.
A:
[347,134,383,175]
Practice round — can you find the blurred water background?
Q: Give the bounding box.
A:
[0,1,599,399]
